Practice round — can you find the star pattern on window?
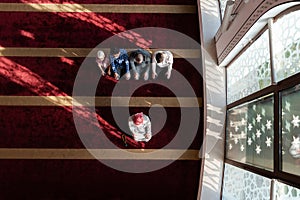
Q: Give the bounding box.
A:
[248,123,253,131]
[247,138,252,146]
[256,129,262,138]
[240,131,246,138]
[289,136,300,159]
[265,137,272,147]
[255,145,262,154]
[256,114,262,123]
[291,115,300,128]
[266,120,272,130]
[241,118,246,125]
[235,126,239,132]
[234,137,238,144]
[226,99,275,158]
[240,145,245,152]
[291,136,300,146]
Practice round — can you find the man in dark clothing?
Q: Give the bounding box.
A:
[110,48,131,80]
[129,49,151,80]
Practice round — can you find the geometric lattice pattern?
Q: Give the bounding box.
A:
[227,30,271,104]
[226,95,274,170]
[224,6,300,199]
[273,10,300,82]
[222,164,271,200]
[274,180,300,200]
[227,10,300,103]
[281,85,300,176]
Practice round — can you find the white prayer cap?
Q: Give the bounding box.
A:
[97,50,105,59]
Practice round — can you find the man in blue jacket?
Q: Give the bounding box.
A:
[109,48,131,80]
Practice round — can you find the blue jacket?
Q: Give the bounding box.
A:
[110,49,130,74]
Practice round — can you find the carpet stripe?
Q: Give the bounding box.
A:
[0,3,196,13]
[0,47,201,58]
[0,96,202,107]
[0,0,196,5]
[0,148,200,160]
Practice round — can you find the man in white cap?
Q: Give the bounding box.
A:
[96,50,110,76]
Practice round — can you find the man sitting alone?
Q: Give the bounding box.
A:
[128,112,152,142]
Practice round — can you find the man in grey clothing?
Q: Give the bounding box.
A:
[129,49,151,80]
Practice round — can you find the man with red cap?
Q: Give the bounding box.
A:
[128,112,152,142]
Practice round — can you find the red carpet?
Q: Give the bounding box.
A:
[0,13,199,48]
[0,159,201,200]
[0,1,203,199]
[0,106,202,149]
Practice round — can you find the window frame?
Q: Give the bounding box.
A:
[224,5,300,190]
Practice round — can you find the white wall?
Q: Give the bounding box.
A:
[197,0,227,199]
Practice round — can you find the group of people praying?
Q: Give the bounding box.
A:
[95,48,173,143]
[96,47,174,81]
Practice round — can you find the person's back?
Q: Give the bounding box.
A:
[152,50,173,79]
[129,49,151,80]
[128,112,152,142]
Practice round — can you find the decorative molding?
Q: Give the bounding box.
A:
[214,0,243,42]
[232,0,244,14]
[216,0,297,65]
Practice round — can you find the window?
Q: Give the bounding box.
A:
[274,180,300,199]
[273,10,300,82]
[222,163,271,200]
[227,31,271,104]
[224,6,300,199]
[281,85,300,176]
[226,95,274,170]
[222,164,300,200]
